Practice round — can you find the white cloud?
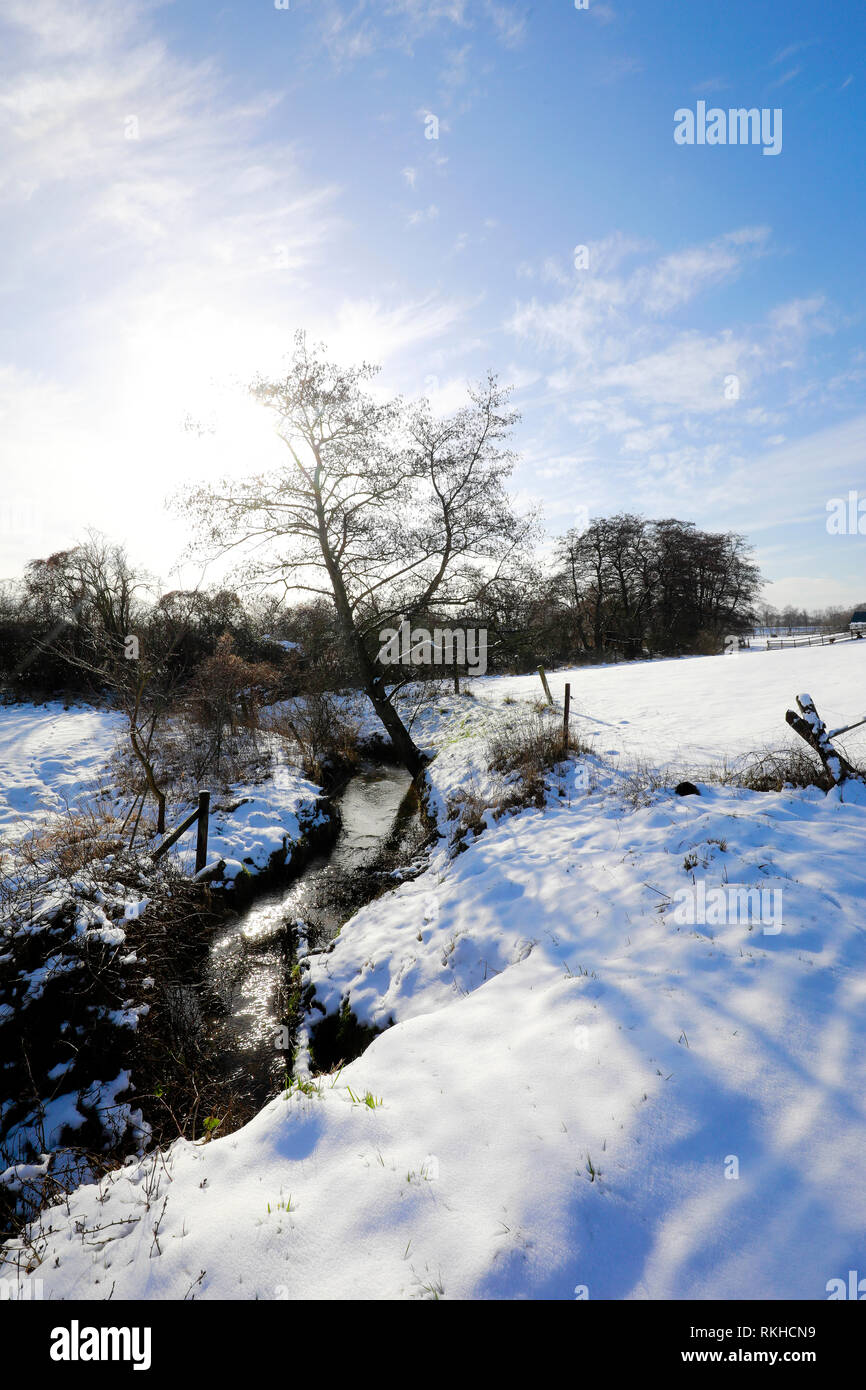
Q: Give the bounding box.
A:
[503,222,847,545]
[440,43,473,90]
[509,228,768,363]
[407,203,440,226]
[637,228,769,315]
[311,0,525,63]
[588,4,617,25]
[772,41,813,66]
[482,1,526,48]
[1,0,141,58]
[768,66,802,90]
[599,332,758,413]
[767,296,828,336]
[622,423,674,455]
[328,294,470,366]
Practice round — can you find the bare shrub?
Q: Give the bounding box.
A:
[397,674,454,730]
[154,711,273,800]
[444,781,495,848]
[104,630,281,822]
[614,740,841,809]
[719,744,835,793]
[185,633,278,775]
[0,833,154,1235]
[1,800,128,902]
[487,708,585,803]
[0,821,249,1245]
[442,711,588,853]
[268,692,360,783]
[617,759,675,808]
[108,700,279,847]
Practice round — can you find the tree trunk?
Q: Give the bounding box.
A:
[128,729,166,833]
[365,678,426,777]
[127,695,167,833]
[314,473,426,779]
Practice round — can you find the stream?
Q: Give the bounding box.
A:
[203,762,427,1107]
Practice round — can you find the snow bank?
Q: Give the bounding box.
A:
[171,768,328,885]
[0,702,330,886]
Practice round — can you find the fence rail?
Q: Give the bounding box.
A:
[765,631,855,651]
[151,790,211,873]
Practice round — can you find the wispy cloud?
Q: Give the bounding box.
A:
[768,66,802,90]
[638,228,770,314]
[407,203,440,226]
[311,0,525,63]
[510,227,770,354]
[482,1,527,48]
[505,228,842,525]
[589,3,618,25]
[772,40,814,65]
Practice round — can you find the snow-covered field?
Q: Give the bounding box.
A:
[2,643,866,1300]
[0,702,124,844]
[467,640,866,772]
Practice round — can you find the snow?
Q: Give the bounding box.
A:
[173,769,326,884]
[161,784,324,883]
[453,641,866,774]
[0,702,124,843]
[3,642,866,1299]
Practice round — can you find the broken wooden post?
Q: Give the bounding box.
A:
[784,694,865,788]
[195,790,210,874]
[151,804,202,861]
[151,789,212,871]
[562,682,571,754]
[537,665,553,706]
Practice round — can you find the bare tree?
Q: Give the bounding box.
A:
[554,515,760,659]
[24,536,196,836]
[178,333,532,776]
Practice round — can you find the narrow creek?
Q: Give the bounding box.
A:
[203,762,428,1110]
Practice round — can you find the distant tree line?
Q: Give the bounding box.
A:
[750,601,866,634]
[0,513,765,704]
[4,529,851,710]
[552,513,760,660]
[0,538,296,702]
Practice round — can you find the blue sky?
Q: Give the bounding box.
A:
[2,0,865,608]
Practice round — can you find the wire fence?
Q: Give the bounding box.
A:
[765,631,857,650]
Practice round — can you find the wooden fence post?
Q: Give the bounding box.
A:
[195,790,210,874]
[537,665,553,705]
[562,682,571,754]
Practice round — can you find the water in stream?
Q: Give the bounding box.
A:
[204,763,425,1104]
